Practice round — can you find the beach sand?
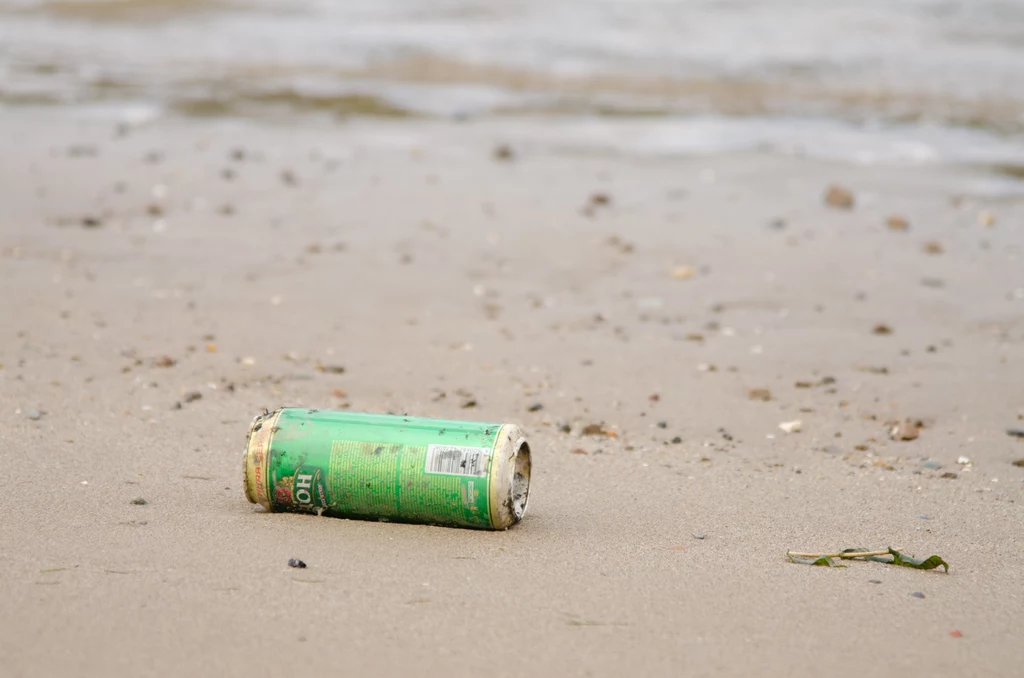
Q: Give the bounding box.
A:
[1,108,1022,677]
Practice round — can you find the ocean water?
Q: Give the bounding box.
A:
[2,0,1024,171]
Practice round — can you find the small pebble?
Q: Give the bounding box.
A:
[692,533,706,540]
[671,436,682,444]
[889,420,920,441]
[130,497,148,505]
[886,215,909,231]
[182,391,202,403]
[670,265,696,280]
[1007,429,1024,439]
[527,403,543,412]
[910,591,925,599]
[940,472,958,479]
[872,324,893,336]
[949,629,963,638]
[921,460,942,470]
[26,409,43,421]
[824,184,855,209]
[869,580,882,584]
[492,144,515,161]
[287,558,307,569]
[657,421,667,429]
[748,388,772,402]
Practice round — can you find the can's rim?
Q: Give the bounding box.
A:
[489,424,531,529]
[243,409,282,509]
[509,435,531,523]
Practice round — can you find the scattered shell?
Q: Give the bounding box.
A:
[570,448,588,455]
[889,420,920,441]
[153,355,176,368]
[977,211,996,227]
[957,455,971,465]
[824,185,855,209]
[922,241,945,255]
[670,265,696,280]
[778,420,803,434]
[886,215,910,231]
[748,388,772,402]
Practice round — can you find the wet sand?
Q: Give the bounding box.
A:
[1,108,1023,677]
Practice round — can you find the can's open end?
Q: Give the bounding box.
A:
[490,424,531,529]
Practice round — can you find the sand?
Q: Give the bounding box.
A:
[1,108,1022,677]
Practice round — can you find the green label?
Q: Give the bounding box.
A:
[266,409,500,528]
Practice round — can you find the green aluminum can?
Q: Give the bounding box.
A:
[243,408,532,530]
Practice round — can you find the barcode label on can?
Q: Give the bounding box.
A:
[425,444,490,477]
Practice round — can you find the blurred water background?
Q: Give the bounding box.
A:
[2,0,1024,178]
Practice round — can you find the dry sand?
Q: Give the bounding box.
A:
[1,109,1023,677]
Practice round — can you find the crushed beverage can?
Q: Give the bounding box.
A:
[243,408,532,530]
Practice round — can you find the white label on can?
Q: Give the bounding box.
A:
[425,444,490,477]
